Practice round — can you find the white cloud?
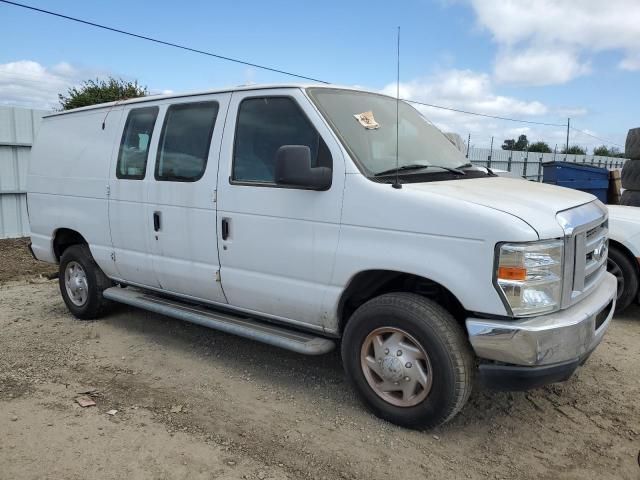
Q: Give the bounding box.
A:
[382,70,548,118]
[556,106,588,117]
[0,60,167,109]
[619,52,640,71]
[379,69,601,150]
[494,49,591,86]
[468,0,640,84]
[0,60,76,109]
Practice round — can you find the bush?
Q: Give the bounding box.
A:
[59,77,148,110]
[561,145,586,155]
[528,141,552,153]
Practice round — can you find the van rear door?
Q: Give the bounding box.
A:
[145,94,230,303]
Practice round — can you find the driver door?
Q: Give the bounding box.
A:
[216,89,345,331]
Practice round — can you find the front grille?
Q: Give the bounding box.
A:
[583,222,609,289]
[557,202,609,308]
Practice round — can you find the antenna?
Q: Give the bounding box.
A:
[392,26,402,189]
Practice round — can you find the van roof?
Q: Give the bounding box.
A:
[44,83,380,118]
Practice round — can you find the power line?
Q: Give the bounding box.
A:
[569,126,624,148]
[0,0,619,138]
[404,98,567,127]
[0,0,329,84]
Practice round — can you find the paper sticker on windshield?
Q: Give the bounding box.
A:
[353,111,380,130]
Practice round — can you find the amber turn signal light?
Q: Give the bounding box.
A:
[497,266,527,281]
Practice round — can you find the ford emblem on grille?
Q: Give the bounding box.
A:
[593,238,607,262]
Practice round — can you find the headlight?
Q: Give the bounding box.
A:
[495,240,564,317]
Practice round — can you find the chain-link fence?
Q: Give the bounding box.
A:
[467,147,628,181]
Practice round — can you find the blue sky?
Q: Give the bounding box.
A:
[1,0,639,151]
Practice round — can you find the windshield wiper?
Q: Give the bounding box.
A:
[375,163,468,177]
[374,164,430,176]
[430,165,466,175]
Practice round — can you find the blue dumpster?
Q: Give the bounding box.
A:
[542,161,609,203]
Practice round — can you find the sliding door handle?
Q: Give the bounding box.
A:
[221,217,230,240]
[153,211,161,232]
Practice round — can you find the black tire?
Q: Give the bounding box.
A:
[58,244,113,319]
[341,293,473,429]
[626,128,640,160]
[621,160,640,190]
[607,245,639,313]
[620,189,640,207]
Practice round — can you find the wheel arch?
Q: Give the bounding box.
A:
[609,239,640,278]
[337,269,467,334]
[52,228,88,261]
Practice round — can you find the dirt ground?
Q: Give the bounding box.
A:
[1,241,640,479]
[0,238,56,282]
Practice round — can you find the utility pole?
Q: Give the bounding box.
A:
[565,118,570,158]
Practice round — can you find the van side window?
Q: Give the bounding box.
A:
[155,101,219,182]
[232,97,332,184]
[116,107,159,179]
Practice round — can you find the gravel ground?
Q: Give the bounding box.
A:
[1,247,639,479]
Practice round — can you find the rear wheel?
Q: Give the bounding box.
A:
[341,293,473,429]
[607,245,639,313]
[59,244,112,319]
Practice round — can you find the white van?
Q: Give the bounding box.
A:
[27,84,617,428]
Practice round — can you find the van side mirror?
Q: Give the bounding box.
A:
[274,145,332,191]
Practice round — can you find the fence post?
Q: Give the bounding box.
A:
[465,133,470,159]
[507,149,513,172]
[523,150,529,178]
[537,155,543,182]
[487,136,493,169]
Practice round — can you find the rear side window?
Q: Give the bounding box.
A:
[116,107,159,179]
[155,101,219,182]
[232,97,332,184]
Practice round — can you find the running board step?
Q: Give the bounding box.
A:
[103,287,335,355]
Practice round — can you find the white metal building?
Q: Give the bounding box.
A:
[0,106,48,238]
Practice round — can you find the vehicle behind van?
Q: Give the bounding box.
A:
[28,84,617,428]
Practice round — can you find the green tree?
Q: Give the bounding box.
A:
[527,141,552,153]
[501,134,529,151]
[593,145,610,156]
[58,77,148,110]
[561,145,586,155]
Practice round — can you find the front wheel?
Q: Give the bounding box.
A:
[607,245,639,313]
[341,293,473,429]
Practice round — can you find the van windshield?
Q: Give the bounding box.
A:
[307,88,468,177]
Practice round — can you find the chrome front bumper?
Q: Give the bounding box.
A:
[466,273,617,367]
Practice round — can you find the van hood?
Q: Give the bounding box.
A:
[403,176,596,239]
